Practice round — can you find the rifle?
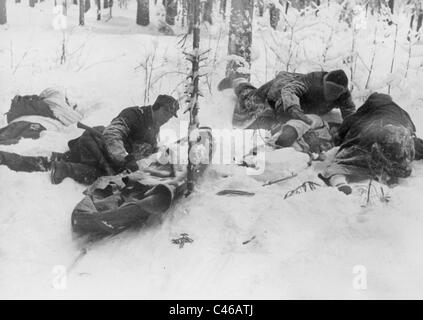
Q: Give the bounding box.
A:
[77,121,103,139]
[262,172,297,187]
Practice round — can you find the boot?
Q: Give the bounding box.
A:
[51,160,103,185]
[0,151,50,172]
[329,174,352,195]
[217,77,233,91]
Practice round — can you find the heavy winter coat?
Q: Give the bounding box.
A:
[103,106,159,166]
[322,93,423,181]
[255,71,356,119]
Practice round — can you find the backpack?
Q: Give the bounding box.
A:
[6,95,57,124]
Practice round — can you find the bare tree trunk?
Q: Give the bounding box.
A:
[181,0,187,27]
[63,0,68,15]
[186,0,201,195]
[219,0,227,19]
[387,0,394,14]
[163,0,177,25]
[96,0,101,20]
[202,0,213,24]
[136,0,149,26]
[79,0,85,25]
[257,0,264,17]
[417,12,423,34]
[0,0,6,25]
[269,3,281,29]
[187,0,193,33]
[226,0,254,81]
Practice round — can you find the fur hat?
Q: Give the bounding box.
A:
[323,70,349,102]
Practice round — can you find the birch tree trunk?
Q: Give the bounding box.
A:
[226,0,254,81]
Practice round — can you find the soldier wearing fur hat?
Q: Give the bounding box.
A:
[219,69,356,130]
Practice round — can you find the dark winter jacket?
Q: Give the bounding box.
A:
[103,106,159,166]
[255,71,356,119]
[337,93,417,151]
[332,93,422,179]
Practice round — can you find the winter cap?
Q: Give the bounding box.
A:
[323,70,349,102]
[326,70,349,87]
[154,95,179,118]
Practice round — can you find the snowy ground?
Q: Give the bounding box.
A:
[1,1,423,299]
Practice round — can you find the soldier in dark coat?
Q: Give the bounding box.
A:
[50,94,179,184]
[219,70,356,130]
[319,93,423,194]
[0,95,179,185]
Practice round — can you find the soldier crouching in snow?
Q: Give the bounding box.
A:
[218,69,356,130]
[0,95,180,185]
[318,93,423,195]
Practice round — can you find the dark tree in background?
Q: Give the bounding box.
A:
[388,0,394,14]
[79,0,85,25]
[202,0,213,24]
[219,0,227,19]
[163,0,177,25]
[96,0,101,20]
[257,0,264,17]
[136,0,149,26]
[269,2,281,29]
[29,0,36,7]
[0,0,6,25]
[408,0,423,41]
[226,0,254,81]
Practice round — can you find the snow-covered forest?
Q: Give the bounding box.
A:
[1,0,423,299]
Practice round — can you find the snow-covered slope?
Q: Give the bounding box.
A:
[1,1,423,299]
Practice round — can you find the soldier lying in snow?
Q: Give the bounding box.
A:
[0,88,82,145]
[218,69,356,130]
[266,114,337,160]
[319,93,423,195]
[243,114,338,173]
[0,95,180,185]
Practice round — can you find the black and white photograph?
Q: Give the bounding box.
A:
[1,0,423,301]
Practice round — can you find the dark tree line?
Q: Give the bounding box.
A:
[0,0,6,25]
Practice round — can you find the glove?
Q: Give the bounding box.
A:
[288,105,313,126]
[124,155,139,172]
